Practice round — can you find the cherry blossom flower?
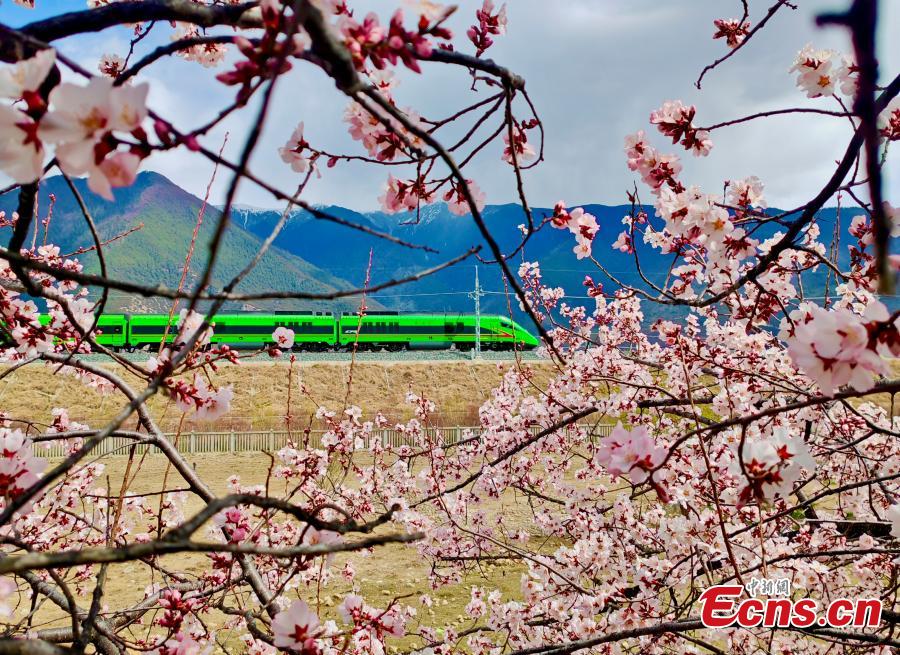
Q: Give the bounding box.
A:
[623,133,684,194]
[272,600,320,653]
[344,100,425,161]
[0,52,55,183]
[444,179,486,216]
[0,49,55,101]
[379,174,434,213]
[727,176,766,209]
[214,507,251,543]
[0,428,47,505]
[790,44,836,98]
[98,54,125,78]
[835,54,859,96]
[787,303,889,395]
[0,105,44,183]
[340,10,444,74]
[594,423,667,485]
[612,230,633,253]
[171,24,228,68]
[280,122,311,173]
[194,378,234,421]
[548,203,598,259]
[502,123,536,165]
[730,428,816,506]
[338,594,365,623]
[153,631,208,655]
[879,97,900,142]
[273,326,296,349]
[713,18,750,49]
[177,309,212,351]
[175,375,234,421]
[468,0,507,56]
[40,78,148,146]
[649,100,712,156]
[90,151,141,200]
[38,78,148,199]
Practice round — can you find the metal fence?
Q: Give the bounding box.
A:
[36,423,616,459]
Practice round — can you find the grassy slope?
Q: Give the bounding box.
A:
[0,360,555,432]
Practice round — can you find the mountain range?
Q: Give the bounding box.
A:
[0,172,868,324]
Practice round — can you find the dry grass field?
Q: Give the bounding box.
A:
[19,453,539,652]
[0,358,566,650]
[0,359,557,432]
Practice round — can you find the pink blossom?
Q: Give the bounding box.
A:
[153,631,207,655]
[879,98,900,142]
[177,309,212,350]
[0,428,47,504]
[835,54,859,96]
[502,124,536,165]
[468,0,507,56]
[272,326,296,349]
[612,230,633,253]
[98,53,125,78]
[40,78,148,146]
[214,507,251,543]
[594,423,667,485]
[172,24,228,68]
[91,151,141,201]
[272,600,320,653]
[787,303,887,395]
[279,122,311,173]
[0,105,44,183]
[0,49,56,100]
[338,593,365,623]
[649,100,712,157]
[194,379,234,421]
[379,174,434,213]
[38,78,148,199]
[444,179,486,216]
[304,527,342,548]
[790,44,836,98]
[727,176,766,209]
[729,428,816,506]
[713,18,750,49]
[175,375,233,421]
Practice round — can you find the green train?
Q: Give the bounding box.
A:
[34,312,540,351]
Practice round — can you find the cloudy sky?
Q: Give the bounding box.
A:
[2,0,897,211]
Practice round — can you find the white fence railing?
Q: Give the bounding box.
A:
[35,424,615,459]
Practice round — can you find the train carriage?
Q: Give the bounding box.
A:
[209,312,335,349]
[128,312,336,350]
[337,312,538,350]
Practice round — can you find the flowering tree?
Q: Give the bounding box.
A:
[0,0,899,654]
